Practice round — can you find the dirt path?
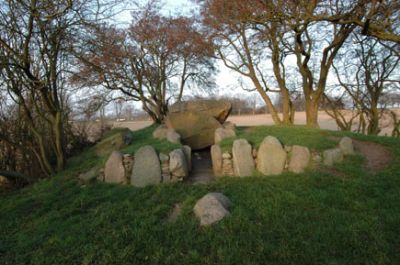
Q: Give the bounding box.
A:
[352,139,392,172]
[186,149,214,184]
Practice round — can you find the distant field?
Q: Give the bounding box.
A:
[112,110,400,136]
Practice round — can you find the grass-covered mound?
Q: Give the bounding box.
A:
[1,126,400,264]
[219,125,340,152]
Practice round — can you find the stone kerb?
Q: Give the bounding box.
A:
[208,136,355,178]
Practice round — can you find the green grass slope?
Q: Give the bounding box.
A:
[1,126,400,265]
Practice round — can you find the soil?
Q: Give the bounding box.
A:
[352,139,393,173]
[186,149,215,184]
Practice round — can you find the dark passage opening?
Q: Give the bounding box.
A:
[186,147,214,184]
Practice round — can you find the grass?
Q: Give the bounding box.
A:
[1,126,400,264]
[220,125,339,153]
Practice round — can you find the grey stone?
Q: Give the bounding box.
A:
[166,129,181,144]
[95,128,133,156]
[222,152,231,159]
[288,145,310,173]
[104,151,126,184]
[323,148,344,166]
[153,124,169,140]
[284,145,292,153]
[214,127,236,144]
[222,158,234,176]
[211,145,223,176]
[339,136,354,155]
[159,153,169,163]
[122,154,134,177]
[232,139,255,177]
[182,145,192,171]
[257,136,287,176]
[193,192,232,226]
[79,167,99,185]
[131,146,161,187]
[169,149,189,180]
[159,153,171,182]
[312,153,322,163]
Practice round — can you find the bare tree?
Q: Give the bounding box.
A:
[331,35,400,135]
[76,2,215,123]
[200,0,296,125]
[0,0,117,176]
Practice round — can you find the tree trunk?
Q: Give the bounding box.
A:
[281,89,293,125]
[53,111,65,172]
[250,75,282,125]
[368,104,380,135]
[305,99,319,128]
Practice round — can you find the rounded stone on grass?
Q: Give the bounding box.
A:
[193,192,232,226]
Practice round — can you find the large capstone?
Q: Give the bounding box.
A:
[232,139,255,177]
[131,146,161,187]
[104,151,126,184]
[169,99,232,123]
[257,136,287,176]
[166,111,222,150]
[166,100,232,150]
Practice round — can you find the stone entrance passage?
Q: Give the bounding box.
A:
[186,148,214,184]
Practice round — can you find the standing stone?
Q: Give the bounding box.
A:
[182,145,192,171]
[211,145,222,176]
[232,139,255,177]
[104,151,126,184]
[323,148,344,166]
[166,129,181,144]
[214,127,236,144]
[193,192,232,226]
[169,149,189,181]
[288,145,310,173]
[257,136,287,176]
[131,146,161,187]
[339,137,354,155]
